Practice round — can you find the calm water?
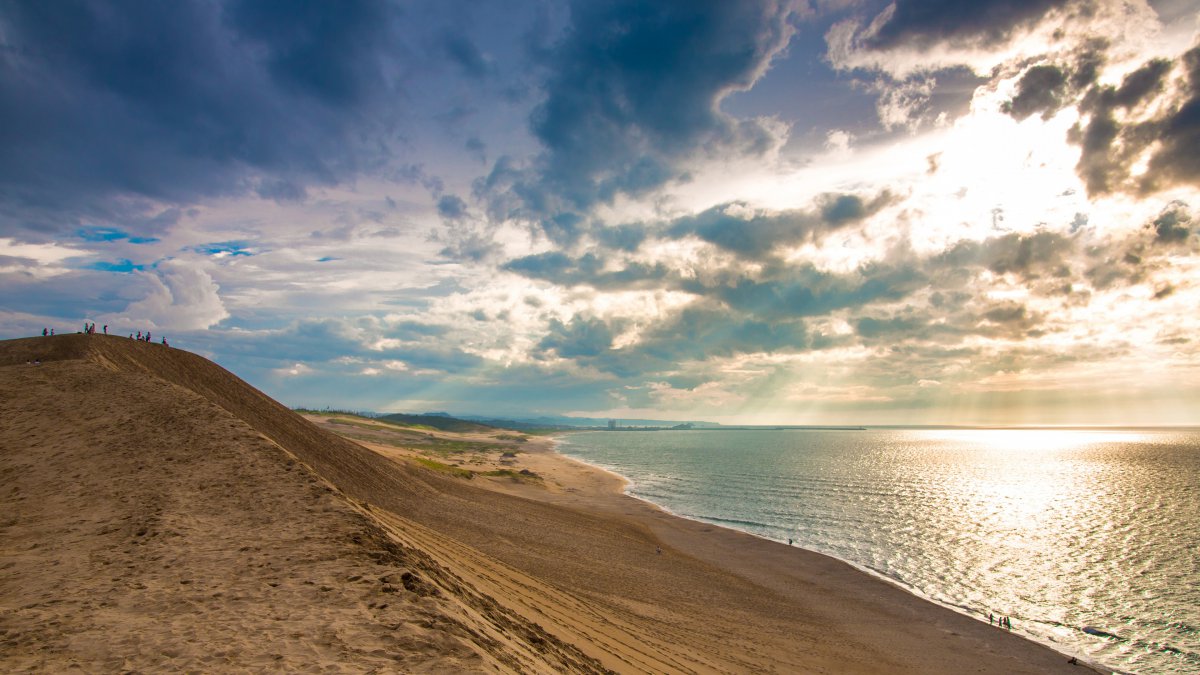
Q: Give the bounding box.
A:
[557,428,1200,674]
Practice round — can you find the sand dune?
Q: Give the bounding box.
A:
[1,334,1095,672]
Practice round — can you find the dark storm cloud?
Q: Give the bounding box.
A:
[1004,64,1069,120]
[1068,49,1200,196]
[863,0,1066,50]
[1002,40,1108,122]
[1150,201,1193,244]
[1141,46,1200,192]
[0,0,405,234]
[482,0,793,239]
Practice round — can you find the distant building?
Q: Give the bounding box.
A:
[608,419,617,430]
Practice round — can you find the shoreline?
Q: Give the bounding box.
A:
[539,431,1108,674]
[295,410,1108,673]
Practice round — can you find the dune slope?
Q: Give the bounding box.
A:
[0,335,604,673]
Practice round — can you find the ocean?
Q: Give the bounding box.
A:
[556,428,1200,674]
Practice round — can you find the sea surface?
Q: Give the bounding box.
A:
[556,428,1200,674]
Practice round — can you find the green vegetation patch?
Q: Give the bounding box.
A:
[483,468,541,482]
[412,457,475,479]
[495,434,529,442]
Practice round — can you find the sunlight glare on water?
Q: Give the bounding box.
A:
[559,428,1200,674]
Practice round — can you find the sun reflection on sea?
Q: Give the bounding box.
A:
[917,428,1150,453]
[911,429,1152,619]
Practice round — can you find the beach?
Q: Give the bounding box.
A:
[347,429,1102,674]
[1,335,1098,673]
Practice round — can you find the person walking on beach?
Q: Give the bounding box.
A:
[989,613,994,625]
[103,324,107,335]
[42,328,47,336]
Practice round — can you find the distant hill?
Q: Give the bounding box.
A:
[378,412,497,433]
[458,413,722,429]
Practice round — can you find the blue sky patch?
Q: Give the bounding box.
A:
[195,241,254,257]
[85,259,144,273]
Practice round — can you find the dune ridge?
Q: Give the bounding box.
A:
[0,335,604,673]
[1,334,1096,673]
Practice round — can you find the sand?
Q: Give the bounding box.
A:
[0,334,1100,673]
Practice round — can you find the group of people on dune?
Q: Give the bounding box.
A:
[41,323,168,347]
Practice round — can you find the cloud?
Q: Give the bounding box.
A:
[825,0,1131,78]
[1140,45,1200,193]
[538,304,812,380]
[1004,64,1070,120]
[503,251,669,289]
[669,192,894,259]
[538,315,616,358]
[480,0,795,240]
[0,0,406,232]
[1150,201,1193,244]
[439,30,493,79]
[1071,56,1175,195]
[861,0,1063,52]
[436,194,469,220]
[113,260,230,330]
[934,230,1075,281]
[696,261,926,319]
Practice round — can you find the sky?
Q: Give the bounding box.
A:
[2,0,1198,426]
